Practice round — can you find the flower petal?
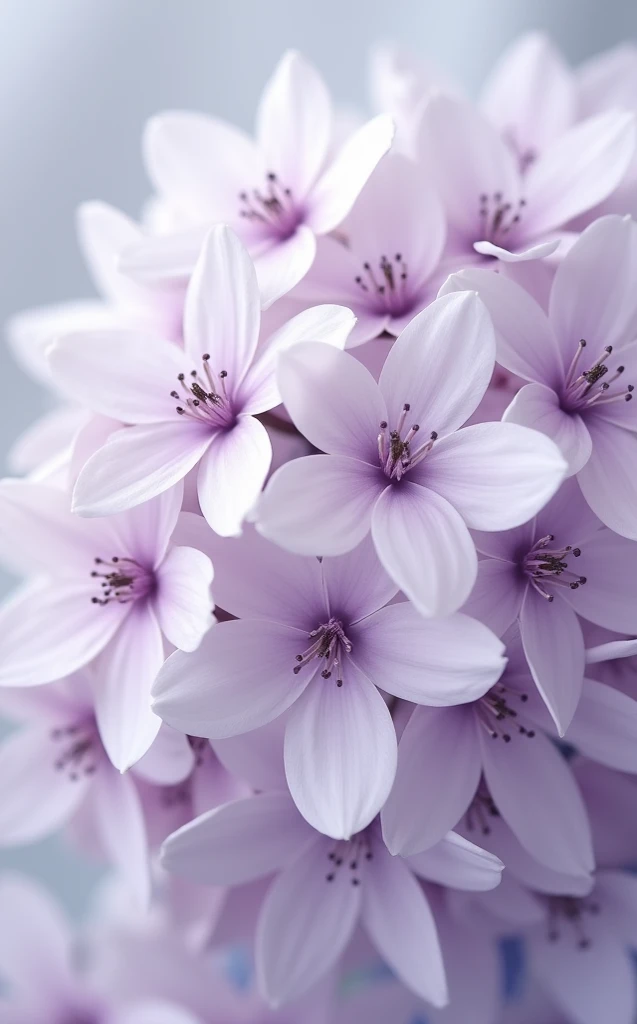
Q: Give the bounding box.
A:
[93,605,164,772]
[307,114,395,235]
[161,792,314,886]
[321,532,398,623]
[93,768,150,907]
[462,558,524,638]
[503,383,592,475]
[184,225,260,381]
[422,421,567,529]
[154,545,214,651]
[362,843,447,1006]
[406,831,504,891]
[371,482,478,617]
[352,603,505,705]
[561,528,637,633]
[133,724,195,786]
[381,706,481,856]
[567,680,637,772]
[106,483,184,570]
[256,455,382,556]
[525,110,637,234]
[378,292,496,437]
[152,620,311,739]
[473,237,560,261]
[197,416,271,536]
[0,479,98,577]
[520,588,585,735]
[480,725,594,877]
[256,837,361,1005]
[255,225,317,309]
[578,420,637,539]
[284,660,397,839]
[0,875,73,997]
[72,422,212,517]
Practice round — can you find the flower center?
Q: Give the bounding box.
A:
[171,354,234,428]
[90,556,154,606]
[324,832,374,886]
[293,617,352,687]
[476,684,535,743]
[562,339,634,413]
[502,128,537,174]
[238,171,302,240]
[523,534,586,602]
[51,721,99,781]
[378,404,438,481]
[354,253,413,316]
[546,895,600,949]
[478,191,526,244]
[465,785,500,836]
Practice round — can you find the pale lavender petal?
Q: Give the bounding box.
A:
[362,843,447,1006]
[277,341,386,461]
[520,588,585,735]
[133,725,195,785]
[0,725,91,844]
[152,620,311,739]
[479,725,594,877]
[284,660,397,839]
[381,706,481,855]
[321,533,398,623]
[473,238,560,261]
[0,875,73,997]
[111,1004,200,1024]
[93,605,164,772]
[256,837,361,1004]
[307,114,395,235]
[154,545,214,651]
[596,871,637,947]
[255,225,317,309]
[525,110,637,234]
[378,292,496,437]
[49,329,186,423]
[119,225,209,283]
[504,383,592,476]
[462,558,524,637]
[256,51,331,196]
[93,768,150,907]
[371,482,478,617]
[106,483,184,570]
[256,455,383,556]
[352,603,505,705]
[562,528,637,633]
[578,420,637,540]
[406,831,504,891]
[197,416,271,536]
[422,422,567,529]
[76,200,144,305]
[0,581,126,687]
[567,680,637,772]
[72,422,213,517]
[184,225,260,381]
[161,792,314,886]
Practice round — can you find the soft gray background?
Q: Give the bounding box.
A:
[1,0,636,911]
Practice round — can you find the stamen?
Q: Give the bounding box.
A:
[377,405,437,481]
[478,193,526,244]
[51,722,98,780]
[293,618,352,688]
[238,172,301,238]
[563,338,633,411]
[90,556,153,605]
[546,896,600,949]
[353,254,412,316]
[523,534,587,601]
[171,357,233,428]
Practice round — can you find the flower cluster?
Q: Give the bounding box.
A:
[3,31,637,1024]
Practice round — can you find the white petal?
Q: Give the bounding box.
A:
[197,416,271,537]
[93,768,150,908]
[154,545,214,651]
[406,831,504,891]
[503,383,592,476]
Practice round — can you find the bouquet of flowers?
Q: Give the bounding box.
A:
[2,30,637,1024]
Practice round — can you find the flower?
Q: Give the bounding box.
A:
[464,476,637,734]
[442,214,637,537]
[49,225,355,534]
[292,153,447,345]
[0,480,213,769]
[161,790,503,1008]
[416,89,635,264]
[119,51,394,308]
[255,292,566,616]
[152,528,505,839]
[381,628,594,881]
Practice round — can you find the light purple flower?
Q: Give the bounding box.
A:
[381,628,594,880]
[0,481,213,769]
[416,89,635,263]
[119,51,394,308]
[442,215,637,537]
[292,153,447,345]
[464,477,637,733]
[255,291,567,616]
[49,225,355,534]
[161,790,503,1008]
[152,527,505,839]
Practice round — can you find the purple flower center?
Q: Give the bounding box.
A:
[51,720,99,781]
[561,339,634,413]
[465,786,500,836]
[238,171,303,241]
[324,830,375,886]
[171,354,235,428]
[378,404,438,481]
[90,556,155,606]
[476,683,535,743]
[523,534,586,602]
[478,191,527,245]
[354,253,415,317]
[546,895,600,949]
[293,617,353,687]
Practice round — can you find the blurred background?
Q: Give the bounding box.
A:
[1,0,636,910]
